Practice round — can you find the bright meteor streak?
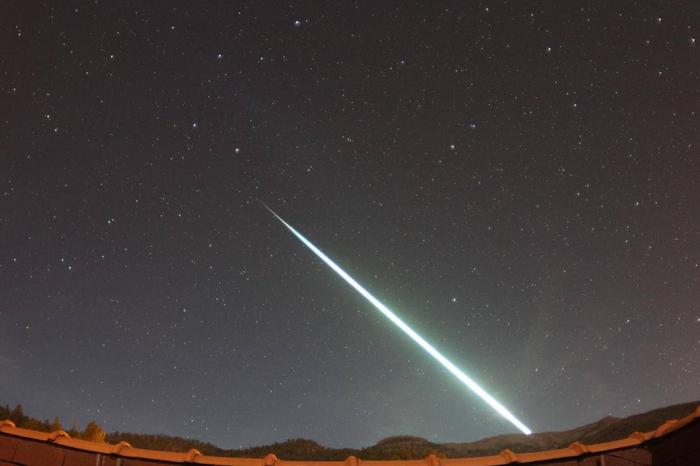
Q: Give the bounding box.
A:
[264,205,532,435]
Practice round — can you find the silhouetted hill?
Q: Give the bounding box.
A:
[105,431,229,456]
[579,402,699,444]
[2,400,697,459]
[438,401,699,457]
[362,436,437,459]
[236,438,358,461]
[376,435,431,446]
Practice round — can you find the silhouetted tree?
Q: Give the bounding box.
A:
[67,420,80,438]
[50,416,63,431]
[82,421,106,442]
[9,405,27,426]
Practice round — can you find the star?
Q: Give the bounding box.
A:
[5,1,698,450]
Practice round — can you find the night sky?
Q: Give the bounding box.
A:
[2,1,700,450]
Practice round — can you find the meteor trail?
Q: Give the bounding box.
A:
[263,204,532,435]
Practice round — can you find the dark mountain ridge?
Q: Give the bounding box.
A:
[1,401,697,460]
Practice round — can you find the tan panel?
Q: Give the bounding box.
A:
[13,439,65,466]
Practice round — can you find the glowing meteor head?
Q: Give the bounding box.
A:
[264,204,533,435]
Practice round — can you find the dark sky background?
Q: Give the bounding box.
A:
[1,0,699,450]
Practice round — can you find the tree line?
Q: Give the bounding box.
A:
[0,402,440,458]
[0,404,106,442]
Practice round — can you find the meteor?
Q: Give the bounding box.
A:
[263,204,532,435]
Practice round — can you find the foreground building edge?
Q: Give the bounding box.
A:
[0,405,697,466]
